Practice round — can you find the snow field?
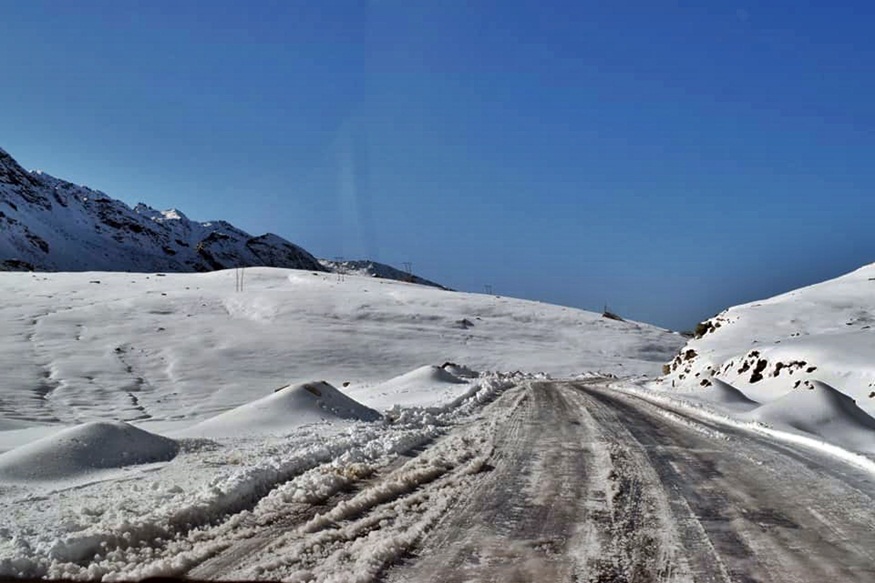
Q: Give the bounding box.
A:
[0,267,682,431]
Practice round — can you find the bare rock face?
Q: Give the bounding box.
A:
[0,146,325,273]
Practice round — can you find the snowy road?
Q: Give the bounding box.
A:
[188,380,875,582]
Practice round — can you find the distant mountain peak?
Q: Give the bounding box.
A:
[0,146,324,274]
[0,146,450,290]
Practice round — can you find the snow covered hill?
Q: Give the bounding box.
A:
[0,267,682,432]
[662,262,875,416]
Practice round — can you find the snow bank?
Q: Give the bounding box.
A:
[0,421,178,481]
[178,381,381,438]
[742,381,875,451]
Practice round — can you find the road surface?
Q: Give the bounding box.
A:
[189,380,875,582]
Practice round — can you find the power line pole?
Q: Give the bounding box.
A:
[235,266,245,292]
[334,256,345,282]
[484,284,493,295]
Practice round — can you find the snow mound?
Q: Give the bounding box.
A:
[393,365,468,386]
[346,365,475,411]
[699,379,759,412]
[743,381,875,452]
[180,381,381,438]
[0,421,179,481]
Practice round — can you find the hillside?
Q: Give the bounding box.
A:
[0,267,683,428]
[661,262,875,415]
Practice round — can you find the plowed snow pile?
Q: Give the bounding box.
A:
[693,379,760,413]
[178,381,381,438]
[0,421,178,481]
[345,365,473,411]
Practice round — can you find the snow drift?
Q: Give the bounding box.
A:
[0,421,178,481]
[179,381,381,438]
[742,381,875,452]
[693,379,760,413]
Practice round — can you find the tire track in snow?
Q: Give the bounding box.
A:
[385,382,688,583]
[78,377,875,582]
[179,382,529,582]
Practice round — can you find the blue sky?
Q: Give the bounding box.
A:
[2,1,873,330]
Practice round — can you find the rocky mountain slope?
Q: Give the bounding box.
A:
[661,262,875,415]
[0,146,325,273]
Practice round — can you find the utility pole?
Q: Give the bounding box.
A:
[334,256,345,282]
[485,284,493,295]
[402,262,413,282]
[235,266,245,292]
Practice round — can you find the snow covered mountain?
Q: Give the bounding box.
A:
[662,262,875,415]
[0,146,325,273]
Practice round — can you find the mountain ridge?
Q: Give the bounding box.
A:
[0,146,444,289]
[0,146,325,273]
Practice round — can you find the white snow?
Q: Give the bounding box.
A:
[740,380,875,452]
[658,260,875,465]
[0,267,680,431]
[177,381,381,439]
[344,365,473,411]
[616,379,875,474]
[0,421,178,482]
[0,267,681,578]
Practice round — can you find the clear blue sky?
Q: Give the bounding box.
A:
[2,1,873,330]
